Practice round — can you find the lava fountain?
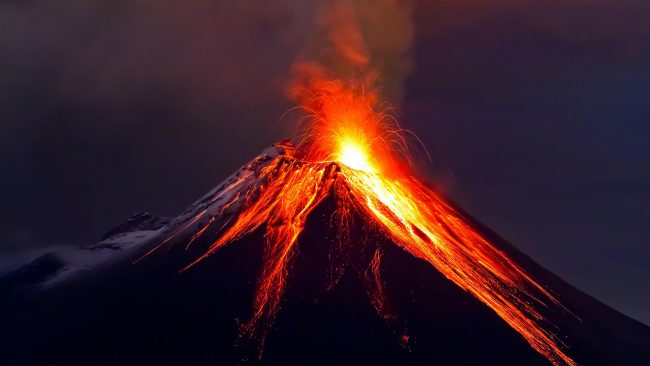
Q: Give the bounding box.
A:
[138,79,576,366]
[137,1,576,364]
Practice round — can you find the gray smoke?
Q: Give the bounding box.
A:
[291,0,414,101]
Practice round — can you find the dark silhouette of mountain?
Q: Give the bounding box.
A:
[1,144,648,366]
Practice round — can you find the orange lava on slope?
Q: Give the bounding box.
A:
[149,80,575,366]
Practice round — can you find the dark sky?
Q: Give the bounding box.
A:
[1,1,649,325]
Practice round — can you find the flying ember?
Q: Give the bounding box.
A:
[139,78,576,366]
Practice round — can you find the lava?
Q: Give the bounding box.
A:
[140,79,576,366]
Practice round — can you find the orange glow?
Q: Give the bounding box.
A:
[337,138,375,172]
[142,79,578,366]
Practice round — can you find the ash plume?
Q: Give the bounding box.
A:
[288,0,414,103]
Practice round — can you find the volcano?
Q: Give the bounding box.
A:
[1,141,649,366]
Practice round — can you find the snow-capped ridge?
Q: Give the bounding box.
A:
[1,142,295,291]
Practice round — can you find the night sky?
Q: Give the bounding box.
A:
[2,1,649,325]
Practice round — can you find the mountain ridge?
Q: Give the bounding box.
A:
[1,141,648,366]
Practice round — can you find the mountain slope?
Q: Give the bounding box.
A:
[0,142,648,366]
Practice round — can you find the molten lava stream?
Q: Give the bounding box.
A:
[339,165,575,366]
[173,151,574,365]
[149,80,576,365]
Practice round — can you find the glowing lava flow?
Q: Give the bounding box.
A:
[145,81,576,366]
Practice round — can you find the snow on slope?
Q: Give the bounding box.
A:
[0,141,293,291]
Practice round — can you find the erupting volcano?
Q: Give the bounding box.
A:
[136,78,576,366]
[4,2,650,366]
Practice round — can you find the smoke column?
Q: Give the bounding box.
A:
[288,0,414,103]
